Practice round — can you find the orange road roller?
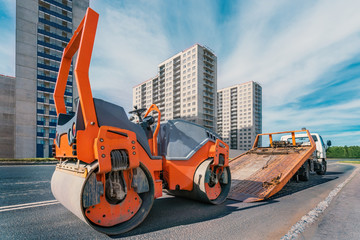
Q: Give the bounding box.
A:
[51,8,231,235]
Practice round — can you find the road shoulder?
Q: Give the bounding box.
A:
[301,164,360,239]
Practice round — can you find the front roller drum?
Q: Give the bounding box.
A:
[193,159,231,204]
[51,162,155,235]
[167,159,231,204]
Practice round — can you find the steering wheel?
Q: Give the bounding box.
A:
[129,106,147,122]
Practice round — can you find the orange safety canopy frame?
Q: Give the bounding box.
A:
[53,8,99,129]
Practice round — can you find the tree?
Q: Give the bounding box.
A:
[326,146,360,158]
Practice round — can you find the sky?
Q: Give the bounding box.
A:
[0,0,359,146]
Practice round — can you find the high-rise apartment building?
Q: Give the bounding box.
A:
[133,44,217,131]
[217,81,262,150]
[0,0,89,158]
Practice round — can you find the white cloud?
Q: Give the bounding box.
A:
[89,1,171,109]
[263,98,360,145]
[216,0,360,146]
[220,0,360,105]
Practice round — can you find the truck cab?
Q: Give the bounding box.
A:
[280,132,329,177]
[281,133,327,159]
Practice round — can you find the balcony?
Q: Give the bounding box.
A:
[43,0,72,11]
[203,65,213,73]
[203,92,214,98]
[37,40,64,52]
[204,105,213,111]
[203,76,213,82]
[38,5,71,22]
[37,63,59,72]
[37,132,44,137]
[204,98,213,104]
[203,57,214,65]
[38,17,72,33]
[203,81,213,88]
[37,52,61,62]
[38,28,70,43]
[203,50,214,58]
[38,74,57,84]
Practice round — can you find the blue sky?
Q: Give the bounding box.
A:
[0,0,359,146]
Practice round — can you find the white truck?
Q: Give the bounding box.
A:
[280,131,331,181]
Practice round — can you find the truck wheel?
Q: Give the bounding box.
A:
[316,160,327,175]
[299,162,310,181]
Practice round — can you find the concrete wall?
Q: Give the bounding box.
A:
[15,0,38,158]
[0,75,15,158]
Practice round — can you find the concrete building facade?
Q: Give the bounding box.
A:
[217,81,262,150]
[17,0,89,158]
[0,75,15,158]
[133,44,217,131]
[0,0,88,158]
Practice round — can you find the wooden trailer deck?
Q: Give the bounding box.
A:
[228,130,316,202]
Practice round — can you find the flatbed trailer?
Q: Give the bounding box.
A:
[228,130,316,202]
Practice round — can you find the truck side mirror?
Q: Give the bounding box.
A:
[327,140,332,147]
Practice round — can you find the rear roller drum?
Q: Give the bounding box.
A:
[193,159,231,204]
[52,162,155,236]
[166,159,231,204]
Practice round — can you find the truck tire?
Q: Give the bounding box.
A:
[299,162,310,181]
[316,160,327,175]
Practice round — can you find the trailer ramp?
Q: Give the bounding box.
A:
[228,130,315,202]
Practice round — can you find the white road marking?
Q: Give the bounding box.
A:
[281,167,360,240]
[0,200,59,213]
[0,165,56,167]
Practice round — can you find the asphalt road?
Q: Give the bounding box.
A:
[0,160,356,240]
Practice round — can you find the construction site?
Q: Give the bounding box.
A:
[49,8,334,236]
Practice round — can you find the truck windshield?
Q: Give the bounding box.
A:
[286,135,318,144]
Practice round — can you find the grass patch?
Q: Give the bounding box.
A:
[0,158,56,161]
[339,160,360,164]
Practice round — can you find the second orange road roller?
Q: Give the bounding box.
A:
[51,8,231,235]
